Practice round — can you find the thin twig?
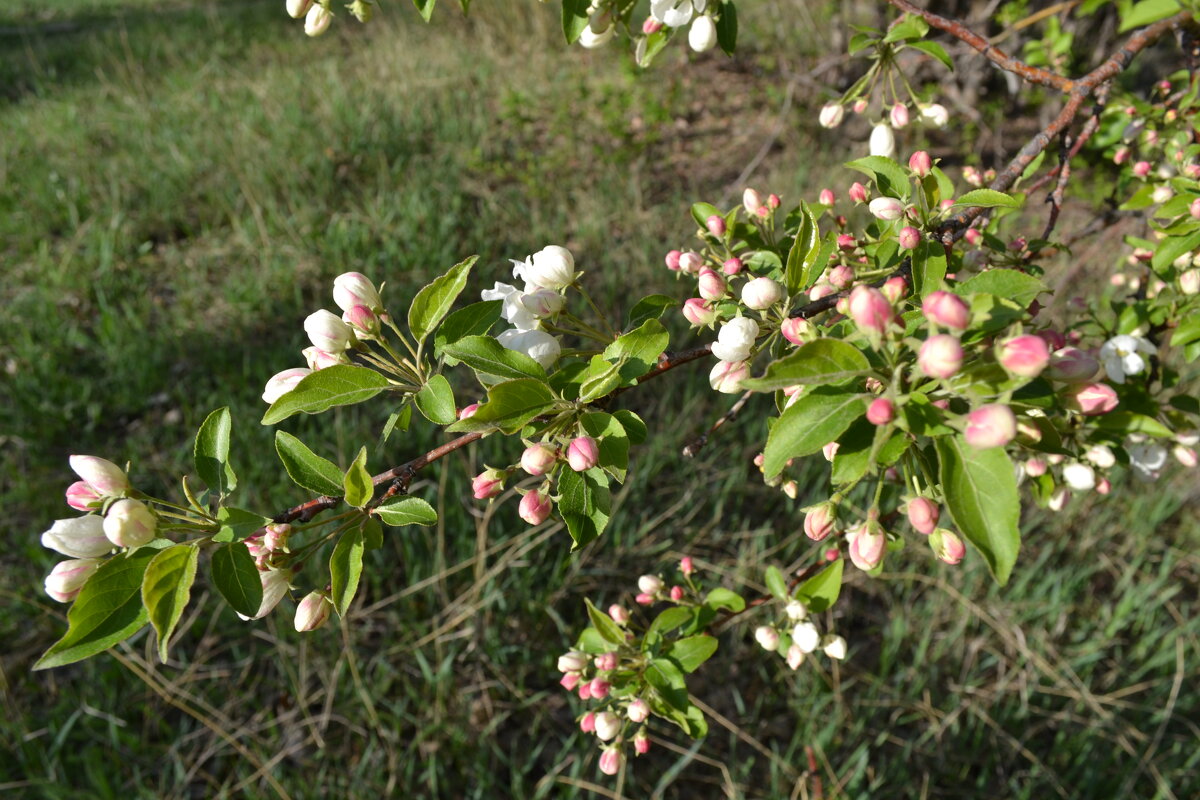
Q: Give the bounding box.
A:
[682,390,754,458]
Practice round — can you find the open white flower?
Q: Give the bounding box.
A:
[497,328,561,369]
[1061,462,1096,491]
[650,0,707,28]
[1128,441,1168,481]
[481,282,540,331]
[1099,334,1155,383]
[711,317,758,362]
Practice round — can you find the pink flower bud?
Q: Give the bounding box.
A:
[521,444,558,476]
[722,257,743,275]
[472,468,506,499]
[847,520,885,571]
[918,334,963,379]
[1180,269,1200,295]
[836,234,856,253]
[578,682,592,701]
[1037,329,1067,351]
[998,334,1050,377]
[1096,477,1112,494]
[898,226,920,251]
[743,188,763,215]
[852,98,869,114]
[665,249,682,271]
[44,558,102,603]
[558,651,588,672]
[908,150,932,177]
[930,529,965,565]
[262,367,312,404]
[709,360,749,394]
[633,732,650,755]
[518,491,553,525]
[922,291,970,330]
[627,698,650,723]
[304,309,354,353]
[780,317,813,347]
[294,591,333,632]
[768,193,781,209]
[302,346,345,371]
[589,678,612,700]
[1047,347,1099,382]
[342,304,380,336]
[819,103,845,129]
[1024,457,1048,477]
[609,604,629,624]
[69,455,130,497]
[1176,444,1199,467]
[741,277,784,310]
[332,272,381,312]
[103,498,157,548]
[866,397,895,425]
[786,644,805,670]
[818,189,836,206]
[1132,161,1151,178]
[823,442,840,461]
[638,574,664,595]
[669,585,684,601]
[755,626,780,651]
[963,166,983,187]
[1113,146,1130,165]
[882,276,908,304]
[580,712,596,733]
[906,497,939,535]
[238,567,293,621]
[890,102,910,129]
[682,298,718,327]
[594,651,618,672]
[599,747,623,775]
[964,228,983,246]
[263,523,291,553]
[1064,382,1118,415]
[848,285,894,337]
[41,516,111,558]
[825,264,853,290]
[635,592,654,605]
[868,197,905,221]
[848,182,869,204]
[1190,199,1200,220]
[705,215,726,237]
[458,403,480,420]
[65,481,102,511]
[678,251,704,274]
[679,556,694,576]
[642,17,663,34]
[560,672,580,691]
[803,503,836,541]
[698,268,726,300]
[964,404,1017,449]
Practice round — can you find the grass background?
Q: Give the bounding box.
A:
[1,1,1197,797]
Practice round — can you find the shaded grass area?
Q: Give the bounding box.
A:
[1,2,1197,798]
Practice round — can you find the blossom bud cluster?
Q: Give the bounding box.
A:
[754,595,848,671]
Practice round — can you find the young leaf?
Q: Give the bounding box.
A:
[846,156,911,200]
[626,294,676,330]
[956,269,1046,308]
[907,39,953,70]
[715,0,738,54]
[741,340,869,392]
[602,319,669,383]
[446,378,557,434]
[412,0,436,22]
[374,496,438,527]
[585,598,626,645]
[441,335,546,381]
[935,435,1020,585]
[262,365,392,425]
[215,506,269,543]
[194,406,235,496]
[362,517,384,550]
[912,240,947,297]
[211,542,262,618]
[762,390,869,478]
[558,468,611,549]
[434,300,503,358]
[561,0,590,43]
[34,547,158,670]
[703,587,745,613]
[408,255,477,345]
[644,657,689,711]
[764,565,788,600]
[415,374,457,425]
[951,189,1022,209]
[784,201,820,293]
[330,527,365,616]
[795,558,843,613]
[665,635,719,673]
[142,543,200,663]
[275,431,345,497]
[342,446,373,509]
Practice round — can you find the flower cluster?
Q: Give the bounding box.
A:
[482,245,575,369]
[753,593,847,671]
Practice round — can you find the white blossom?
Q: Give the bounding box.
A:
[1099,334,1155,383]
[1128,441,1168,481]
[650,0,707,28]
[496,328,560,369]
[869,122,896,158]
[1061,462,1096,491]
[711,317,758,362]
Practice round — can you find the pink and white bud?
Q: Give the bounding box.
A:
[518,491,553,525]
[102,498,157,548]
[578,682,592,701]
[1151,185,1174,205]
[882,276,908,304]
[304,3,332,36]
[869,122,896,159]
[742,188,763,215]
[555,673,575,691]
[1173,445,1198,468]
[263,523,291,553]
[908,150,932,177]
[1047,347,1099,382]
[868,197,905,221]
[920,103,949,127]
[1132,160,1152,178]
[262,368,312,404]
[1190,199,1200,220]
[785,600,808,621]
[697,268,726,301]
[922,291,970,330]
[1179,269,1200,295]
[930,529,966,565]
[819,188,836,206]
[589,678,612,700]
[1024,457,1048,477]
[682,298,718,327]
[635,592,654,605]
[705,215,726,237]
[472,468,506,499]
[722,257,743,275]
[786,644,805,670]
[627,698,651,723]
[42,516,112,558]
[633,732,650,755]
[897,226,921,251]
[848,285,894,337]
[638,574,664,595]
[304,309,354,353]
[65,481,103,511]
[599,747,623,776]
[792,620,821,653]
[741,277,784,310]
[906,497,939,535]
[866,397,895,426]
[822,442,840,462]
[679,556,694,576]
[44,558,102,603]
[1113,146,1130,165]
[642,16,664,34]
[239,568,292,620]
[1062,462,1096,491]
[558,651,588,673]
[964,228,983,247]
[822,634,847,660]
[962,166,983,187]
[678,251,704,274]
[294,591,333,632]
[592,651,616,673]
[848,182,868,204]
[998,334,1050,377]
[1064,382,1118,415]
[521,289,565,318]
[827,264,855,289]
[458,403,480,420]
[608,604,630,624]
[580,712,596,733]
[755,625,780,651]
[342,304,380,337]
[819,103,845,129]
[665,250,682,271]
[852,98,869,114]
[809,282,838,302]
[302,346,345,371]
[521,444,558,476]
[768,194,781,209]
[837,234,857,252]
[287,0,314,19]
[846,521,885,571]
[332,273,379,315]
[781,317,814,346]
[567,437,599,472]
[803,502,836,541]
[69,455,130,497]
[918,334,964,379]
[708,360,749,394]
[594,711,621,741]
[889,102,910,129]
[964,404,1017,449]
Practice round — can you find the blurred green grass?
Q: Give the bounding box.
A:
[1,1,1197,798]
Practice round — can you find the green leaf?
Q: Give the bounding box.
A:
[142,544,199,663]
[262,365,392,425]
[1094,411,1173,438]
[612,409,647,445]
[330,527,365,616]
[434,300,502,359]
[558,468,612,549]
[956,269,1046,308]
[362,517,384,550]
[1151,230,1200,277]
[704,587,745,613]
[214,506,269,543]
[1118,0,1182,32]
[690,202,722,229]
[577,356,623,403]
[275,431,345,497]
[645,657,689,711]
[764,565,788,600]
[575,627,611,654]
[442,335,546,381]
[581,411,629,482]
[1171,315,1200,348]
[762,390,869,478]
[785,202,820,293]
[603,319,669,383]
[381,403,413,443]
[415,374,457,425]
[907,39,953,70]
[883,13,929,42]
[585,598,626,645]
[561,0,590,43]
[742,340,870,392]
[646,607,695,642]
[408,256,477,344]
[342,446,373,509]
[211,542,262,618]
[912,240,947,297]
[951,189,1022,209]
[846,156,911,200]
[795,559,843,613]
[412,0,435,21]
[715,0,738,54]
[194,406,235,496]
[374,496,438,526]
[445,378,557,434]
[665,635,719,673]
[935,435,1020,585]
[626,295,676,330]
[34,547,157,669]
